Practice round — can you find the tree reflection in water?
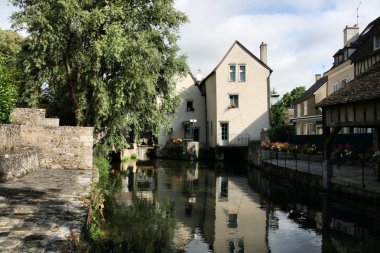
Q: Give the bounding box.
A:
[91,167,177,253]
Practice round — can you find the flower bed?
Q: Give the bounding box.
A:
[260,140,321,161]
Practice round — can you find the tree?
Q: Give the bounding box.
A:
[0,62,17,123]
[271,86,305,127]
[0,29,23,123]
[281,86,306,109]
[0,29,23,67]
[10,0,188,148]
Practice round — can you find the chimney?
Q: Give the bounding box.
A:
[343,25,359,46]
[260,42,267,65]
[315,74,321,81]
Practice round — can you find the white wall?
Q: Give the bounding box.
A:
[325,61,354,96]
[214,177,267,252]
[206,43,271,147]
[158,74,206,148]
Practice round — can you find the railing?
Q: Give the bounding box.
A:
[260,149,374,189]
[217,134,250,146]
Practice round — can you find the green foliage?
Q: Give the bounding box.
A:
[10,0,188,149]
[0,63,17,123]
[271,86,306,127]
[104,197,176,252]
[270,104,286,127]
[300,144,318,155]
[281,86,306,108]
[89,221,105,241]
[121,156,130,162]
[269,124,294,142]
[0,29,24,123]
[131,153,138,160]
[94,156,110,190]
[88,156,111,243]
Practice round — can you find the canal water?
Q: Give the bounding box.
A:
[98,159,380,253]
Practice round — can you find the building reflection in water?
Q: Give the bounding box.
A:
[109,161,380,253]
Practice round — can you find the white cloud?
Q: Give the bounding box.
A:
[175,0,380,95]
[0,1,17,30]
[1,0,380,95]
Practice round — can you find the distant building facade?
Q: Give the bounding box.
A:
[292,75,327,135]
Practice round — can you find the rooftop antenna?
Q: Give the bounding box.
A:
[354,1,361,26]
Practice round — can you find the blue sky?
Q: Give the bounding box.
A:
[1,0,380,95]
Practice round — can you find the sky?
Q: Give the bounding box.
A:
[1,0,380,96]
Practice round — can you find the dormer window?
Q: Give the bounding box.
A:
[374,35,380,50]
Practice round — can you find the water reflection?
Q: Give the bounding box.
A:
[101,160,380,253]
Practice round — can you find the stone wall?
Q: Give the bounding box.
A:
[10,108,60,127]
[0,108,93,170]
[248,140,261,167]
[156,141,199,160]
[0,147,39,182]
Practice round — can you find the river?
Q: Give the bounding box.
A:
[94,159,380,253]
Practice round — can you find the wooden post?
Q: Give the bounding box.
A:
[374,127,380,180]
[322,108,341,190]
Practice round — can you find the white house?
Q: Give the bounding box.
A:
[157,41,271,155]
[199,41,272,148]
[157,73,206,149]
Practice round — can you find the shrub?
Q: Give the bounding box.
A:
[269,125,294,142]
[332,144,357,160]
[300,144,317,155]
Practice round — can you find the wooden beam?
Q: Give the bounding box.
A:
[325,126,342,146]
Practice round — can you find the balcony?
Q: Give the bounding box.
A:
[216,134,250,146]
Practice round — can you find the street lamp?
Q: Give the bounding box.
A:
[189,118,197,141]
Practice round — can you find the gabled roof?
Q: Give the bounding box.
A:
[199,40,272,86]
[293,76,328,104]
[316,62,380,107]
[349,16,380,62]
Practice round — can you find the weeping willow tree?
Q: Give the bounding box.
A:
[10,0,188,148]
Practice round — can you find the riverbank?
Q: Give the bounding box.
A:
[0,169,93,252]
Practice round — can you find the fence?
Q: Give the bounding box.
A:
[217,134,250,146]
[261,149,371,189]
[293,133,373,153]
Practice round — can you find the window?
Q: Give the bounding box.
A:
[221,123,229,140]
[218,177,228,200]
[227,213,238,228]
[193,128,199,141]
[374,35,380,50]
[297,104,301,117]
[296,125,301,135]
[210,121,213,136]
[303,101,308,116]
[229,64,236,81]
[316,125,323,135]
[186,100,194,111]
[229,95,239,108]
[303,124,308,135]
[309,123,315,135]
[239,64,246,82]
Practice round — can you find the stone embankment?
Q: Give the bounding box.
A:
[0,169,93,252]
[0,108,95,252]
